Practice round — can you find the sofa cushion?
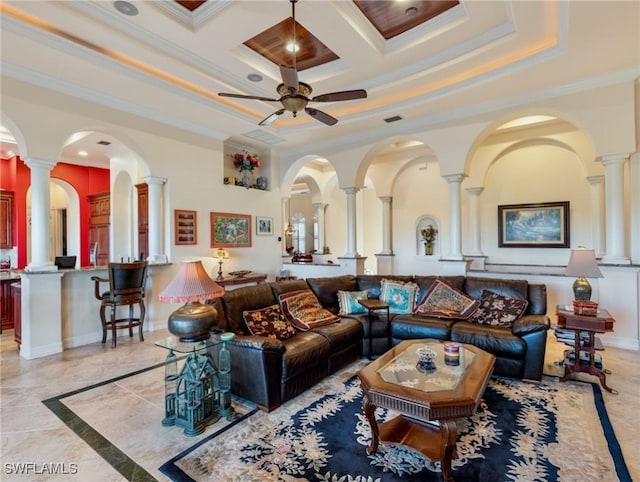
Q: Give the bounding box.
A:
[307,275,358,313]
[337,290,369,315]
[391,314,456,341]
[243,304,297,340]
[356,275,414,300]
[311,317,364,353]
[470,289,528,327]
[280,331,331,381]
[414,275,465,306]
[380,279,419,314]
[414,278,479,319]
[279,289,340,331]
[464,276,528,301]
[221,283,278,334]
[450,321,526,359]
[270,279,310,297]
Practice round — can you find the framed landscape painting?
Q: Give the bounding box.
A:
[210,212,251,248]
[498,201,569,248]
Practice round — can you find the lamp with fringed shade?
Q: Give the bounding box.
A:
[159,260,225,342]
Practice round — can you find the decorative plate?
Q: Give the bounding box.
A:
[229,270,252,277]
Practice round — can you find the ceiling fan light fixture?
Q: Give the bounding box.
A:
[281,96,308,114]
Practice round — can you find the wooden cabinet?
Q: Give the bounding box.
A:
[88,192,110,266]
[0,277,14,331]
[0,191,14,248]
[136,183,148,259]
[12,283,21,347]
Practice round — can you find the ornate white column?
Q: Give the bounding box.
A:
[587,175,605,258]
[143,176,166,263]
[465,187,483,256]
[378,196,393,255]
[443,174,465,260]
[600,154,630,264]
[343,187,360,258]
[313,202,327,252]
[25,158,57,271]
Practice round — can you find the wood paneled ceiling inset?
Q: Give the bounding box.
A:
[174,1,207,12]
[354,0,459,40]
[244,18,339,72]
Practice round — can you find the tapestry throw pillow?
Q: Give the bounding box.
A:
[279,289,340,331]
[414,278,479,319]
[242,304,297,340]
[470,289,529,327]
[379,279,419,314]
[337,290,369,315]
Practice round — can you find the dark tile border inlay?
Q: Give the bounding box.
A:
[42,361,169,482]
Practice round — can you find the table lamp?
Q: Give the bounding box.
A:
[564,247,603,301]
[214,248,229,280]
[159,259,225,342]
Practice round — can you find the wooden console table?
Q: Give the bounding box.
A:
[555,305,617,394]
[216,272,267,288]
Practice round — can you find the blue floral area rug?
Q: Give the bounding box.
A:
[160,363,631,482]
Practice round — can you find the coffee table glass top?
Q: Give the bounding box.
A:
[377,340,475,393]
[154,335,221,353]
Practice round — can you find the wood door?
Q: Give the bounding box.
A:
[89,192,110,265]
[135,183,148,259]
[0,191,14,248]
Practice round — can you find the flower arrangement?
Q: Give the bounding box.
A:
[421,225,438,244]
[232,151,260,172]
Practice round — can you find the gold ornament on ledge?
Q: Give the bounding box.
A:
[421,224,438,256]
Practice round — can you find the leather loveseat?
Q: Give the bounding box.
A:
[210,274,550,411]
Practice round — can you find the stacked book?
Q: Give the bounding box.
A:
[566,350,603,369]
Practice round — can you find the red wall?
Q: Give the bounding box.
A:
[1,157,110,268]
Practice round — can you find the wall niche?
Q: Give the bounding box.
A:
[223,141,270,190]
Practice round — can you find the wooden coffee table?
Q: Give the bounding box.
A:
[357,339,495,482]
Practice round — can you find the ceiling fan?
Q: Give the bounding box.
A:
[218,0,367,126]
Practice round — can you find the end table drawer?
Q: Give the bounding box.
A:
[565,316,612,333]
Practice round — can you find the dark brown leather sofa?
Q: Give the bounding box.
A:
[210,274,550,411]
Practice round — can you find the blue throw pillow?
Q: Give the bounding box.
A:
[337,290,369,315]
[380,279,419,314]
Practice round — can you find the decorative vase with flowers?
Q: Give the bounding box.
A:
[232,150,260,187]
[421,224,438,256]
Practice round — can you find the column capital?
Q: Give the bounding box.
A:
[24,157,57,170]
[442,173,466,184]
[313,202,327,210]
[342,187,360,195]
[598,153,629,166]
[378,196,392,203]
[587,175,605,185]
[143,176,167,185]
[465,187,484,195]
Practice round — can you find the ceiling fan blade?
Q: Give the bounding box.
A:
[258,108,286,126]
[280,65,299,94]
[219,92,278,102]
[311,89,368,103]
[305,107,338,126]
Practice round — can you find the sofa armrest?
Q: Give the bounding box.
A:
[512,314,550,336]
[209,334,285,411]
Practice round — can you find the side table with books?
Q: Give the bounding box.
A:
[555,304,618,394]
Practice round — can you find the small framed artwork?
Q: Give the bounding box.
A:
[174,210,197,245]
[256,216,273,236]
[211,212,251,248]
[498,201,570,248]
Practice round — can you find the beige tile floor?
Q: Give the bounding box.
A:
[1,328,638,481]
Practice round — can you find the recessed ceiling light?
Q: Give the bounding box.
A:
[78,150,88,157]
[114,1,139,16]
[247,73,263,82]
[405,6,418,16]
[285,42,299,53]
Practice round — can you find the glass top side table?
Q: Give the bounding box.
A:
[155,332,235,436]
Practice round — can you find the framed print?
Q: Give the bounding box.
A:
[498,201,569,248]
[210,212,251,248]
[256,216,273,236]
[174,210,197,245]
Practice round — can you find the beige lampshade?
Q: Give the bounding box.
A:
[564,249,603,278]
[158,260,224,303]
[214,248,230,260]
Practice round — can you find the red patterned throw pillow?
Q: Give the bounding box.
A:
[414,278,479,319]
[279,289,340,331]
[243,304,297,340]
[469,289,529,327]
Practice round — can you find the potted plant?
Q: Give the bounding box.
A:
[421,225,438,256]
